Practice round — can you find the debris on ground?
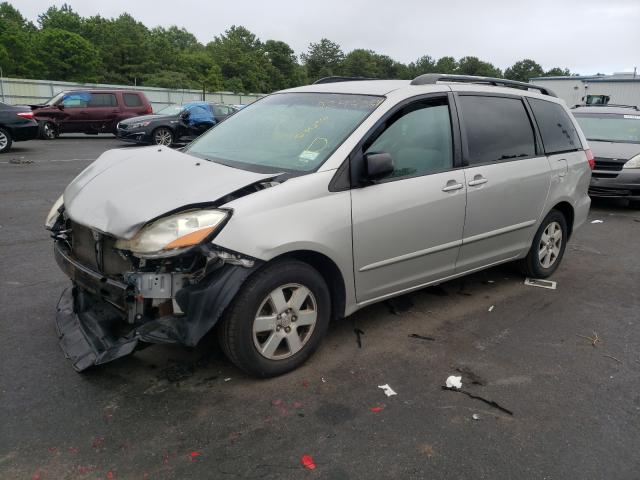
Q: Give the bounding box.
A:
[408,333,436,341]
[370,406,384,413]
[378,384,397,397]
[488,305,494,312]
[591,219,604,224]
[603,354,623,364]
[472,413,481,420]
[576,331,600,347]
[445,375,462,389]
[9,157,33,165]
[386,294,415,315]
[354,328,365,348]
[224,377,231,382]
[301,454,316,470]
[442,386,514,415]
[524,278,557,290]
[483,280,495,284]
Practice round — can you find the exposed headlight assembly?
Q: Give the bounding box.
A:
[45,194,64,229]
[115,209,229,258]
[623,153,640,169]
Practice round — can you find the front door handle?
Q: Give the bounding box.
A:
[442,180,464,192]
[468,175,488,186]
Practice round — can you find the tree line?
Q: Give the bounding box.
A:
[0,3,573,94]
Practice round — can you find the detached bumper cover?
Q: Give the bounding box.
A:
[54,243,259,371]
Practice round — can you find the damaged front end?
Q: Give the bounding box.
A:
[50,215,260,372]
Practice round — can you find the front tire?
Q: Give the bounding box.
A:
[0,127,12,153]
[152,127,173,146]
[519,210,568,278]
[218,259,331,377]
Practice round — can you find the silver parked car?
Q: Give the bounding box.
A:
[46,74,593,376]
[571,104,640,207]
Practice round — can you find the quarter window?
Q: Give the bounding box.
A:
[123,93,143,107]
[365,99,453,179]
[458,95,536,165]
[528,98,582,153]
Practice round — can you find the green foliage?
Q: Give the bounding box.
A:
[544,67,571,77]
[457,56,502,77]
[504,59,544,82]
[35,28,101,82]
[301,39,344,81]
[0,2,575,92]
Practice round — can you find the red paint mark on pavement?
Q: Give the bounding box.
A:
[302,380,310,388]
[189,451,201,460]
[47,447,59,455]
[370,406,384,413]
[68,446,79,454]
[106,470,115,479]
[301,454,316,470]
[292,401,303,408]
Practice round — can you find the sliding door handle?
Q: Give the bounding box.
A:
[468,175,488,186]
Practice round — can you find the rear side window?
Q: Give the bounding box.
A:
[123,93,143,107]
[365,98,453,179]
[88,93,117,107]
[528,98,581,154]
[458,95,536,165]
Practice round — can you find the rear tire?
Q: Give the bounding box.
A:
[0,127,12,153]
[519,209,568,278]
[218,259,331,378]
[152,127,173,146]
[40,122,57,140]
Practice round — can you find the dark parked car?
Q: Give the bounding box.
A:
[116,101,238,146]
[572,104,640,207]
[32,90,152,139]
[0,102,39,153]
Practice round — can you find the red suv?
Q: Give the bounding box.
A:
[32,90,152,139]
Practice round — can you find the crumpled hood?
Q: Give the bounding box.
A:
[588,140,640,160]
[64,146,275,239]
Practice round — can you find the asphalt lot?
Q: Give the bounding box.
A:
[1,135,640,479]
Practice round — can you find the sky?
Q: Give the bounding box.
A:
[11,0,640,75]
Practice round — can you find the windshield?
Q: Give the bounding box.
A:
[574,113,640,143]
[156,104,184,115]
[185,93,384,172]
[44,92,65,106]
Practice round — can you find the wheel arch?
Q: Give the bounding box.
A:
[267,250,347,322]
[550,201,575,238]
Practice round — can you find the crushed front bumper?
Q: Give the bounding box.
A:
[54,242,258,371]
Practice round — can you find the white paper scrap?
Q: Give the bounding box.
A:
[445,375,462,389]
[591,220,603,224]
[378,384,397,397]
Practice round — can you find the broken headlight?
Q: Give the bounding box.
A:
[45,194,64,230]
[115,209,229,258]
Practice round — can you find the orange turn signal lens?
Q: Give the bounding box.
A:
[164,226,215,250]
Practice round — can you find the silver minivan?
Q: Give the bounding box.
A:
[46,74,592,376]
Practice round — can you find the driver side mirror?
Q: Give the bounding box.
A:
[180,110,190,120]
[56,104,64,110]
[364,152,394,181]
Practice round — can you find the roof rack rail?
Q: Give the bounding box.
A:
[313,76,378,85]
[571,104,639,110]
[410,73,557,97]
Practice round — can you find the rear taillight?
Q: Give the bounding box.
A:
[145,105,153,114]
[17,112,34,120]
[585,148,595,170]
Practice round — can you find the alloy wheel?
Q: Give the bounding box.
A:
[0,130,7,150]
[252,283,318,360]
[153,129,172,146]
[538,221,562,268]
